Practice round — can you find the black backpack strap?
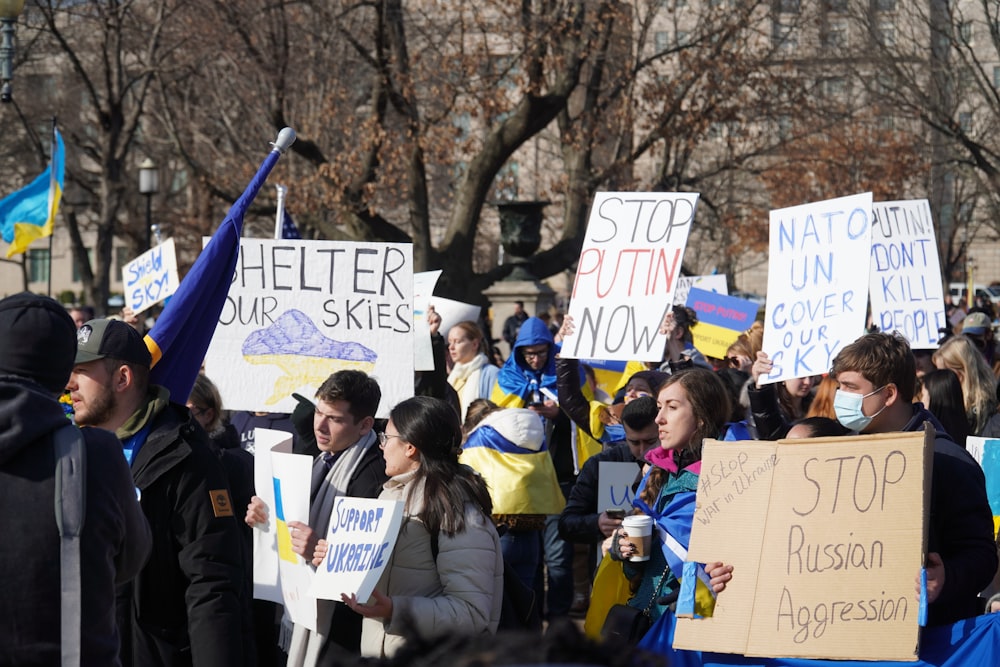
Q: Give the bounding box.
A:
[54,423,86,667]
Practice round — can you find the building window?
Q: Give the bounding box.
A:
[115,246,131,275]
[823,76,848,97]
[777,0,801,13]
[28,249,49,283]
[877,19,896,47]
[654,31,670,53]
[993,66,1000,89]
[676,30,690,47]
[826,0,848,12]
[825,18,848,48]
[773,21,797,53]
[72,248,92,283]
[875,0,896,11]
[776,115,793,140]
[877,114,894,131]
[958,111,972,132]
[959,21,973,45]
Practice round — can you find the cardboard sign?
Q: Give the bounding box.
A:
[869,200,946,349]
[760,193,873,384]
[687,287,760,359]
[675,428,932,661]
[309,497,404,602]
[597,462,641,513]
[122,238,179,315]
[562,192,698,362]
[673,274,728,306]
[204,239,414,417]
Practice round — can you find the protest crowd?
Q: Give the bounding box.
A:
[4,171,1000,667]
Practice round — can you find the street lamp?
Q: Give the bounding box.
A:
[138,158,159,251]
[0,0,25,104]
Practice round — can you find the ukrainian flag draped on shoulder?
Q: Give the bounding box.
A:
[144,128,296,403]
[0,126,65,258]
[460,408,565,514]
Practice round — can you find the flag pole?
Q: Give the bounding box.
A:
[274,184,287,240]
[47,118,57,298]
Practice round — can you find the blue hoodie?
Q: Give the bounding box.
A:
[492,317,558,407]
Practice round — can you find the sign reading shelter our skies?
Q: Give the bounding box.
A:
[205,239,413,418]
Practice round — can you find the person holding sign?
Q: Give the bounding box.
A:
[610,368,733,636]
[829,332,998,626]
[342,396,503,658]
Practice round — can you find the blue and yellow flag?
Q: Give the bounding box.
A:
[0,127,65,258]
[144,128,295,402]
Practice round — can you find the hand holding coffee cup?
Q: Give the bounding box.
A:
[620,514,653,562]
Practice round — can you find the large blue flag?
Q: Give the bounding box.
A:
[0,126,65,257]
[144,128,296,403]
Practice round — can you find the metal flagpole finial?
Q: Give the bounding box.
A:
[271,127,296,154]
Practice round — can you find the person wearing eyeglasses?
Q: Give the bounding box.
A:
[245,370,387,666]
[342,396,503,658]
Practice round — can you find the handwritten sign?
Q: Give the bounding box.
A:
[562,192,698,362]
[309,497,404,602]
[597,462,641,513]
[204,239,414,417]
[869,200,946,349]
[121,238,179,315]
[686,287,760,359]
[675,429,931,661]
[760,193,873,384]
[673,274,728,306]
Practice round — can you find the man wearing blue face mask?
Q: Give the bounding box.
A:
[830,331,998,626]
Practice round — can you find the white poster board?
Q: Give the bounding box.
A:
[271,442,317,631]
[205,239,414,417]
[563,192,699,362]
[309,497,405,602]
[413,270,442,372]
[597,462,640,513]
[869,200,946,349]
[250,428,292,604]
[760,193,873,384]
[430,296,483,339]
[673,274,728,306]
[121,238,179,315]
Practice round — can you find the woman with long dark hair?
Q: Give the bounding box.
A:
[612,368,731,634]
[342,396,503,658]
[919,368,972,447]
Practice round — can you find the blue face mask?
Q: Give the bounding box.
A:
[833,386,886,432]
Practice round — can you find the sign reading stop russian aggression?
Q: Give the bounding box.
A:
[562,192,698,362]
[760,193,873,384]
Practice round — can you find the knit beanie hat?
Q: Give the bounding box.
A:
[0,292,77,393]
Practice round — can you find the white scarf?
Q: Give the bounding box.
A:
[448,353,489,417]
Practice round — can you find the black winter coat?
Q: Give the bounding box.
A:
[0,377,151,667]
[119,397,249,666]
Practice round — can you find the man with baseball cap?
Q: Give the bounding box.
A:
[68,317,250,666]
[960,310,997,365]
[0,294,150,665]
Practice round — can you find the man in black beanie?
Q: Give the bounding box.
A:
[67,317,250,666]
[0,293,151,665]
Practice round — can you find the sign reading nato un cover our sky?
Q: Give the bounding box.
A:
[562,192,697,362]
[205,239,413,418]
[760,193,872,384]
[869,200,946,349]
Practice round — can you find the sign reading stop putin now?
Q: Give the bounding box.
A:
[674,427,932,662]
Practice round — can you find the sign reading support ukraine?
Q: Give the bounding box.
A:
[760,193,873,384]
[868,200,946,349]
[686,287,760,360]
[309,497,404,603]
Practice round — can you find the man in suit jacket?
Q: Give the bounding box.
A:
[246,370,387,664]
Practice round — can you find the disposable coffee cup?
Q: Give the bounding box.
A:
[621,514,653,562]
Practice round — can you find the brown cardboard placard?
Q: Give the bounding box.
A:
[674,426,931,662]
